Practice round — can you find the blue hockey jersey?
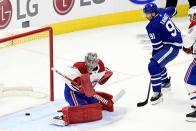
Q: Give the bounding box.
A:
[146,7,183,50]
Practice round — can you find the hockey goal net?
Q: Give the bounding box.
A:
[0,27,54,101]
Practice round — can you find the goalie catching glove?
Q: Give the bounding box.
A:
[99,68,113,85]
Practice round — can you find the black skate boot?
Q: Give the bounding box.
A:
[191,105,196,110]
[51,115,68,126]
[162,76,171,89]
[150,92,163,105]
[186,106,196,122]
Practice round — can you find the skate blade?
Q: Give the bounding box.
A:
[151,97,163,105]
[50,118,67,126]
[186,117,196,122]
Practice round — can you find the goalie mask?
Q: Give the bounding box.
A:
[85,52,99,73]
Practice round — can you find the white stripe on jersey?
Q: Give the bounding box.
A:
[151,73,162,77]
[161,71,167,76]
[172,8,177,17]
[151,77,161,80]
[157,47,173,64]
[152,41,162,46]
[153,45,163,50]
[163,42,182,47]
[161,77,168,80]
[69,85,80,92]
[152,83,162,86]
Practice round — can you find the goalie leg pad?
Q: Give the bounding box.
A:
[96,91,113,100]
[96,91,114,112]
[62,103,102,125]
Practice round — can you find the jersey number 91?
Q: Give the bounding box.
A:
[166,20,180,37]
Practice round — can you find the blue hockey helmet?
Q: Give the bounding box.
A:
[143,3,158,14]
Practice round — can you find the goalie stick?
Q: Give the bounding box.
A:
[137,80,151,107]
[51,67,125,105]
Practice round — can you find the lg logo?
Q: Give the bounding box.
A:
[53,0,106,15]
[53,0,75,15]
[0,0,12,29]
[0,0,38,29]
[17,0,38,20]
[17,0,38,28]
[129,0,155,4]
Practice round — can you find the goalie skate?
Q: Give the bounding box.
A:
[50,116,68,126]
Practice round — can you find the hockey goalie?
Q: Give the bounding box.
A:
[51,52,114,126]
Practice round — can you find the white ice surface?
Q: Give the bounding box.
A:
[0,17,196,131]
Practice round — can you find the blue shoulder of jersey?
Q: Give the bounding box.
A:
[146,7,176,31]
[165,7,177,17]
[159,7,177,18]
[146,12,163,32]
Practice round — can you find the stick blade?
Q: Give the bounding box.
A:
[137,101,148,107]
[112,89,125,103]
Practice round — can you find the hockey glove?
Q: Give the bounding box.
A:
[98,68,113,85]
[183,47,193,54]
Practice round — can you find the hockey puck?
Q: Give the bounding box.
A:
[25,113,30,116]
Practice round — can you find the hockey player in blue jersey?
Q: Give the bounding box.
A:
[143,3,182,104]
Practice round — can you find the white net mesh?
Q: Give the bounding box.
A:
[0,27,52,101]
[0,27,49,48]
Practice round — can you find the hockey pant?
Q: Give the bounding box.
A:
[64,83,114,112]
[148,45,179,92]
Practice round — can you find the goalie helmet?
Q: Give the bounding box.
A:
[85,52,99,72]
[188,6,196,21]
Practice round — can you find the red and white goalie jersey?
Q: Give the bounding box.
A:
[183,21,196,58]
[63,59,112,92]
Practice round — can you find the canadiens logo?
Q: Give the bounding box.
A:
[0,0,12,29]
[53,0,75,15]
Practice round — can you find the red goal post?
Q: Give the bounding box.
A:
[0,27,54,101]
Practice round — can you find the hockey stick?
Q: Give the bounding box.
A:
[112,89,125,103]
[137,80,151,107]
[51,67,125,105]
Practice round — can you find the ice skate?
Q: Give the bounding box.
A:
[186,107,196,122]
[50,115,68,126]
[150,92,163,105]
